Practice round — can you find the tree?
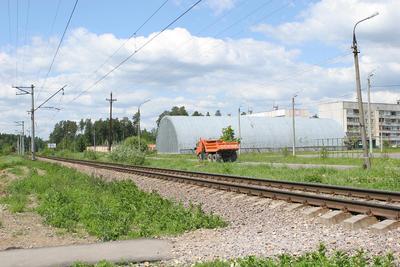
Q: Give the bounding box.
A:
[241,111,247,115]
[156,106,189,127]
[220,125,240,142]
[192,111,203,116]
[206,112,210,116]
[215,110,222,116]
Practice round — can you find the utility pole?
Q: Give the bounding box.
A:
[238,107,241,155]
[14,84,35,160]
[138,99,150,152]
[106,92,117,151]
[15,121,25,156]
[292,95,297,156]
[93,125,96,152]
[352,13,378,169]
[367,73,373,156]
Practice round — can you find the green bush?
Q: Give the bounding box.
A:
[320,147,328,159]
[281,147,289,157]
[1,160,226,241]
[83,150,98,160]
[123,136,148,153]
[109,145,145,165]
[194,244,395,267]
[1,144,14,155]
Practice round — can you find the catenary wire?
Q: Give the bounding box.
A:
[68,0,204,104]
[21,0,30,76]
[36,0,79,102]
[34,0,62,88]
[64,0,170,103]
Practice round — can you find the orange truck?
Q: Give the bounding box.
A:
[195,138,239,162]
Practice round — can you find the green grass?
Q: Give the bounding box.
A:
[193,246,395,267]
[39,151,400,191]
[142,157,400,191]
[0,156,226,241]
[70,245,396,267]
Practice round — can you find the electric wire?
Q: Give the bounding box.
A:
[34,0,62,87]
[21,0,30,76]
[64,0,170,103]
[36,0,79,102]
[15,0,19,85]
[7,0,12,47]
[69,0,204,104]
[214,0,273,38]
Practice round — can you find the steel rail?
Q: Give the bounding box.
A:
[38,156,400,220]
[38,156,400,202]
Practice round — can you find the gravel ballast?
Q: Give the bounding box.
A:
[40,159,400,265]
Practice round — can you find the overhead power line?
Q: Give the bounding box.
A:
[69,0,203,104]
[65,0,170,100]
[36,0,79,102]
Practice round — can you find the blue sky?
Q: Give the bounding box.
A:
[1,0,399,138]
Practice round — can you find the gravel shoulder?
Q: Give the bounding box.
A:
[40,158,400,266]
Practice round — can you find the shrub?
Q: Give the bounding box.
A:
[123,136,148,153]
[109,145,145,165]
[281,147,289,157]
[220,125,240,142]
[320,147,328,159]
[84,150,98,160]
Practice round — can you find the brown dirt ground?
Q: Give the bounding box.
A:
[0,168,97,251]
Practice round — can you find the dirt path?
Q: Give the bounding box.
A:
[0,167,97,251]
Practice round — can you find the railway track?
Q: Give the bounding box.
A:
[38,156,400,221]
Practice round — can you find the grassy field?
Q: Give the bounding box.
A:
[149,151,400,166]
[0,156,226,241]
[39,150,400,191]
[71,245,396,266]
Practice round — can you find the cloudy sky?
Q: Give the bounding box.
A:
[1,0,399,138]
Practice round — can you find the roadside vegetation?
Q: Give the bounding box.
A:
[193,246,396,267]
[0,156,226,241]
[70,245,396,267]
[38,149,400,191]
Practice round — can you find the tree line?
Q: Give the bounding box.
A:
[48,106,226,152]
[49,115,156,152]
[0,133,45,154]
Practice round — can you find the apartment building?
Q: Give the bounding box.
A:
[319,101,400,147]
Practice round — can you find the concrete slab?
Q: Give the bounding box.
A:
[252,198,272,207]
[342,214,378,230]
[318,210,351,225]
[284,203,304,212]
[231,194,247,201]
[302,207,329,218]
[243,196,262,203]
[370,219,400,233]
[0,239,171,267]
[269,200,286,209]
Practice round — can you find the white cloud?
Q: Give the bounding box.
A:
[252,0,399,45]
[1,24,399,138]
[205,0,236,15]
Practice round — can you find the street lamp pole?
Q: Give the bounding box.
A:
[352,12,378,169]
[138,99,150,152]
[292,94,297,156]
[367,73,374,156]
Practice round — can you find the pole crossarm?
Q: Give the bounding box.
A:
[35,85,66,111]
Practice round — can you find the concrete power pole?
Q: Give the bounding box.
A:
[15,121,25,156]
[352,13,378,169]
[106,92,117,152]
[367,74,373,156]
[14,84,35,160]
[238,107,241,155]
[292,95,297,156]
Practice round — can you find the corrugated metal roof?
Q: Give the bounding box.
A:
[156,115,345,153]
